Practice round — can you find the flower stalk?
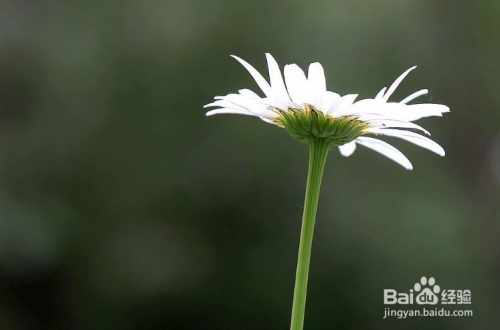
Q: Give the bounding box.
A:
[290,137,331,330]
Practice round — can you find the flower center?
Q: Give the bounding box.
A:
[271,105,370,145]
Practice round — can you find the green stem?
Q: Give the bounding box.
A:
[290,137,330,330]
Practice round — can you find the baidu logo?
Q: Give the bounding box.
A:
[384,276,471,305]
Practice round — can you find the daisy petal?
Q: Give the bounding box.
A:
[400,89,428,104]
[206,108,257,117]
[308,62,327,108]
[258,98,294,110]
[318,91,341,114]
[402,103,450,121]
[356,137,413,170]
[211,95,276,118]
[374,87,387,100]
[260,117,281,126]
[231,55,275,98]
[238,89,260,99]
[328,94,358,115]
[265,53,290,100]
[284,64,310,104]
[307,62,326,93]
[339,141,356,157]
[382,66,417,102]
[364,118,430,135]
[367,128,445,156]
[351,101,448,121]
[204,100,257,116]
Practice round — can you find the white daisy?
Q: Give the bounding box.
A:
[205,54,449,170]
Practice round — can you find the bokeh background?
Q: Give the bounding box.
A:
[0,0,499,329]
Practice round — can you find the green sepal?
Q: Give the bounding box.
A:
[272,105,370,146]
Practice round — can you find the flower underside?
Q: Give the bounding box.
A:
[272,104,370,145]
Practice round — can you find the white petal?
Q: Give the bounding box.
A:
[211,95,276,118]
[349,98,388,115]
[401,103,450,121]
[328,94,358,115]
[365,118,430,135]
[284,64,310,104]
[307,62,327,109]
[231,55,275,98]
[356,137,413,170]
[258,98,294,110]
[338,141,356,157]
[351,101,448,122]
[318,91,341,114]
[374,87,387,100]
[204,100,256,115]
[400,89,428,104]
[367,128,445,156]
[409,103,450,114]
[206,108,257,117]
[260,117,281,126]
[204,100,244,109]
[307,62,326,93]
[238,89,260,99]
[382,66,417,102]
[265,53,290,101]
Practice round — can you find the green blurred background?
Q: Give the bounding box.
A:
[0,0,499,329]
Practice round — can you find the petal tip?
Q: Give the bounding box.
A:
[230,54,243,62]
[264,53,273,62]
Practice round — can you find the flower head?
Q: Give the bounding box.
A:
[205,54,449,170]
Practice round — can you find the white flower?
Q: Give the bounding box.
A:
[205,54,449,170]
